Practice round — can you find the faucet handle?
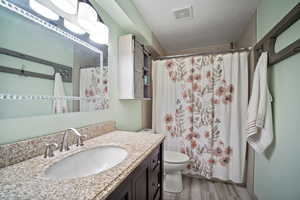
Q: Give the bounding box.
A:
[48,143,58,157]
[44,143,58,158]
[77,134,87,146]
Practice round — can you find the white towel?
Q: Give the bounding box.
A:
[53,73,68,114]
[247,52,274,154]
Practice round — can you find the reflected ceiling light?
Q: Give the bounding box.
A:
[78,2,97,32]
[64,20,85,35]
[29,0,59,21]
[50,0,78,15]
[89,22,109,44]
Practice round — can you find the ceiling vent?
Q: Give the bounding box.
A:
[173,6,193,20]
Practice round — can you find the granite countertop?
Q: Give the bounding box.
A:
[0,131,165,200]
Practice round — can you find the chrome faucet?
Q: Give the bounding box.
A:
[44,143,58,158]
[60,128,86,152]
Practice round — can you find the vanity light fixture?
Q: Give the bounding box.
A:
[50,0,78,15]
[89,22,109,44]
[29,0,59,21]
[0,0,102,53]
[64,19,85,35]
[78,2,98,32]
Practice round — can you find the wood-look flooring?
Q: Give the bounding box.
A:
[163,176,252,200]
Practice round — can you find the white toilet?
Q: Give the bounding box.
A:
[164,151,190,193]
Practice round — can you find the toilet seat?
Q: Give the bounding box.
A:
[164,151,189,164]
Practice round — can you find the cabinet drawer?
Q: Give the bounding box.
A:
[150,148,160,171]
[151,165,161,197]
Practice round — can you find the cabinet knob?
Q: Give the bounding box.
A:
[152,183,160,188]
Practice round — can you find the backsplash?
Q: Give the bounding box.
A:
[0,121,116,168]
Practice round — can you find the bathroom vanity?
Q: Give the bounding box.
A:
[106,143,163,200]
[0,122,165,200]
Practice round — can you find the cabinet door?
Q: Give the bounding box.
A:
[134,70,144,98]
[134,41,144,72]
[106,178,132,200]
[134,41,144,98]
[143,54,152,98]
[132,160,150,200]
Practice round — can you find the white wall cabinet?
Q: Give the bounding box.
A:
[119,34,151,100]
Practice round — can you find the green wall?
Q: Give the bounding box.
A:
[255,0,300,200]
[0,2,142,144]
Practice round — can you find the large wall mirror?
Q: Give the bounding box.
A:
[0,0,109,119]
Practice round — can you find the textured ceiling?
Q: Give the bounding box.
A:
[132,0,259,53]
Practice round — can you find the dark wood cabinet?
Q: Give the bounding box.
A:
[106,143,163,200]
[105,175,132,200]
[132,160,150,200]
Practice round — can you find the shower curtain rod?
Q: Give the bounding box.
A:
[154,47,252,60]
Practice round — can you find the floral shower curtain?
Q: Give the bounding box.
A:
[153,52,248,183]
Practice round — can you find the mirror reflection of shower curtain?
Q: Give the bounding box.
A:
[80,66,109,112]
[153,52,248,183]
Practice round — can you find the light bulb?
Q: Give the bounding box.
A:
[78,2,97,32]
[50,0,78,15]
[29,0,59,21]
[89,22,109,44]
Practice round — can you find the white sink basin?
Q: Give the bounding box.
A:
[45,146,128,179]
